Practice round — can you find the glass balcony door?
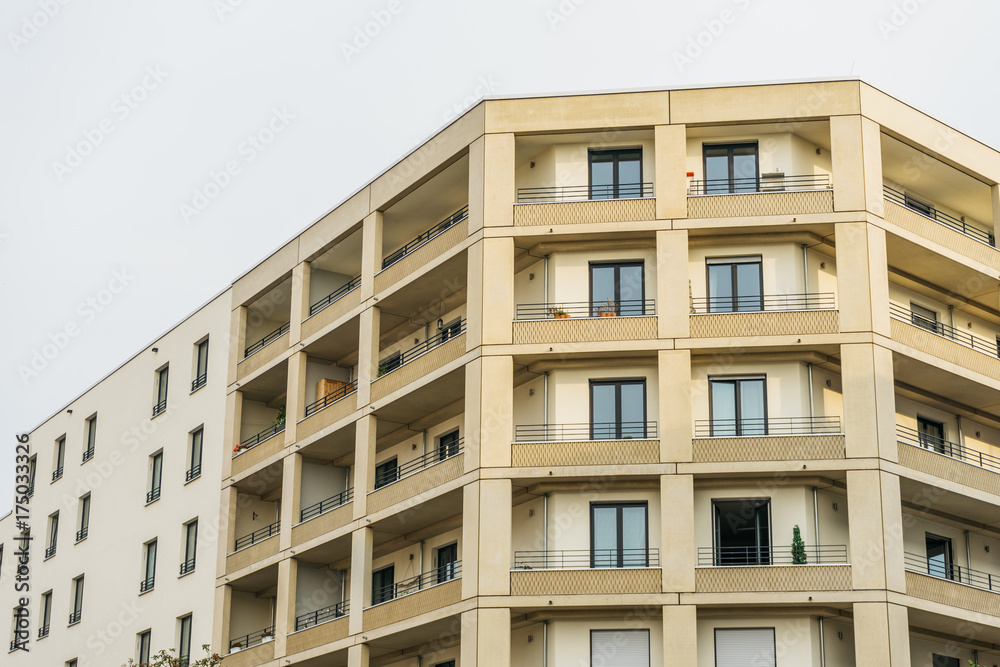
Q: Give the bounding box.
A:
[591,503,648,568]
[589,148,642,200]
[590,379,646,440]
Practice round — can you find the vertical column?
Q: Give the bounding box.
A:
[659,350,692,462]
[348,526,373,636]
[462,482,480,599]
[356,306,381,407]
[359,211,383,300]
[460,609,479,667]
[217,485,238,575]
[467,237,514,349]
[478,479,512,596]
[353,414,377,519]
[654,124,687,220]
[830,115,884,216]
[461,608,510,667]
[841,343,897,461]
[662,605,697,666]
[289,261,310,345]
[227,305,247,386]
[853,603,910,667]
[466,356,513,470]
[661,475,695,592]
[991,183,1000,238]
[656,229,690,339]
[284,352,307,444]
[278,453,301,551]
[836,221,890,336]
[347,643,370,667]
[847,470,905,592]
[212,584,231,657]
[274,557,296,656]
[469,132,515,234]
[222,390,243,480]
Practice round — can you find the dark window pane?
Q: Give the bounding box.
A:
[735,263,763,311]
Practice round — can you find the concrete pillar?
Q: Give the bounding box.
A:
[663,605,697,666]
[656,229,690,339]
[222,390,243,480]
[285,351,307,444]
[278,453,302,551]
[661,475,695,592]
[658,350,693,462]
[460,609,479,667]
[217,485,238,575]
[274,557,296,656]
[347,643,370,667]
[466,356,513,470]
[654,124,687,220]
[460,608,510,667]
[356,305,381,407]
[841,343,897,461]
[348,526,373,636]
[467,237,514,349]
[853,602,910,667]
[991,184,1000,234]
[212,584,231,657]
[836,222,890,336]
[353,415,377,519]
[227,305,247,386]
[289,261,310,345]
[847,470,906,593]
[360,211,383,300]
[469,132,515,234]
[830,115,883,216]
[462,482,480,599]
[478,479,512,596]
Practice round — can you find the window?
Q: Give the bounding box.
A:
[709,376,767,436]
[926,533,954,580]
[917,416,947,454]
[69,576,84,624]
[590,379,646,440]
[436,543,458,583]
[83,416,97,462]
[703,142,759,194]
[904,193,936,219]
[714,628,775,667]
[434,662,456,667]
[186,429,203,482]
[138,630,152,663]
[911,302,941,334]
[181,520,198,575]
[53,437,65,481]
[372,565,395,604]
[438,317,462,343]
[38,591,51,638]
[26,457,36,496]
[932,655,960,667]
[147,452,163,504]
[141,540,157,592]
[590,629,650,666]
[378,351,402,376]
[590,262,645,316]
[68,661,78,667]
[438,430,460,460]
[706,257,763,313]
[178,615,192,666]
[374,458,398,489]
[713,499,771,565]
[591,503,648,568]
[192,338,209,391]
[76,495,90,542]
[589,148,642,200]
[45,513,58,559]
[153,366,169,417]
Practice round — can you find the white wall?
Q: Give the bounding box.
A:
[299,461,349,513]
[698,615,820,667]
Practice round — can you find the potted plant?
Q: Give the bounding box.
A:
[548,306,569,319]
[274,406,286,429]
[229,642,243,653]
[597,299,619,317]
[791,525,808,564]
[261,629,274,643]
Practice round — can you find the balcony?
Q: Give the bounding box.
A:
[286,600,350,654]
[68,610,81,625]
[234,521,280,551]
[296,380,357,443]
[146,486,161,504]
[695,545,851,593]
[52,466,63,482]
[244,321,289,359]
[885,185,994,247]
[180,557,196,576]
[889,303,1000,380]
[514,183,655,226]
[139,575,154,593]
[904,552,1000,617]
[185,465,201,483]
[228,520,280,573]
[689,292,838,338]
[37,625,48,639]
[82,446,94,463]
[371,320,467,402]
[363,564,463,631]
[693,416,844,462]
[511,422,659,467]
[152,398,167,418]
[44,544,56,559]
[513,300,657,344]
[302,275,362,341]
[295,600,348,632]
[510,549,661,595]
[75,527,88,542]
[229,625,274,653]
[687,174,833,218]
[191,372,207,392]
[375,206,469,293]
[896,425,1000,495]
[238,319,290,381]
[300,488,353,523]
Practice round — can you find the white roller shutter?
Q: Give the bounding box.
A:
[714,628,776,667]
[591,629,650,667]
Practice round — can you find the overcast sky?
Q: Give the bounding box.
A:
[2,0,999,506]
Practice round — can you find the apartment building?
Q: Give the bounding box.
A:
[5,79,1000,667]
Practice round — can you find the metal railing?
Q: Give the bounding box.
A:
[374,440,464,489]
[889,303,999,358]
[884,185,995,247]
[185,465,201,483]
[191,373,207,392]
[697,544,848,566]
[371,561,462,606]
[309,275,361,316]
[146,486,161,504]
[688,173,830,196]
[76,527,88,542]
[229,625,275,651]
[513,548,660,569]
[180,557,196,575]
[690,292,836,314]
[234,521,280,551]
[304,380,358,418]
[45,544,56,559]
[514,421,658,442]
[236,422,285,454]
[516,182,654,203]
[152,399,167,418]
[68,610,82,625]
[377,319,466,377]
[904,551,1000,593]
[295,600,349,631]
[37,624,49,639]
[896,424,1000,475]
[26,484,34,497]
[515,299,656,320]
[300,488,354,522]
[381,205,469,270]
[244,321,290,358]
[694,415,841,438]
[139,576,154,592]
[82,447,94,463]
[52,466,63,482]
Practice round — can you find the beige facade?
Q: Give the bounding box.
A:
[6,79,1000,666]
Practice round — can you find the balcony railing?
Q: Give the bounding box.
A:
[690,292,836,314]
[152,399,167,418]
[513,548,660,569]
[235,422,285,454]
[889,303,999,359]
[229,625,274,651]
[371,561,462,606]
[146,486,161,504]
[697,544,848,566]
[180,557,196,575]
[896,424,1000,475]
[139,575,154,592]
[76,527,88,542]
[304,380,358,418]
[884,185,995,247]
[45,544,56,559]
[191,373,207,392]
[309,275,361,317]
[687,173,830,196]
[381,205,469,270]
[377,319,466,377]
[374,440,464,489]
[515,299,656,320]
[514,421,658,442]
[244,321,290,359]
[185,465,201,483]
[82,446,94,463]
[37,624,49,639]
[516,182,654,203]
[234,520,280,551]
[295,600,349,631]
[68,610,82,625]
[52,466,63,482]
[904,551,1000,593]
[694,416,841,438]
[300,488,353,522]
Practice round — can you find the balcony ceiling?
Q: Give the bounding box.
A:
[310,227,363,275]
[908,606,1000,648]
[885,236,1000,314]
[366,615,461,658]
[377,254,468,337]
[687,120,831,151]
[383,154,469,252]
[892,352,1000,416]
[304,315,361,363]
[373,366,466,427]
[227,562,278,593]
[300,423,356,463]
[239,362,288,403]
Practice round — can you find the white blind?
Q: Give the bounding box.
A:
[715,628,775,667]
[591,629,650,667]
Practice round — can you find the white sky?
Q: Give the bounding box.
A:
[2,0,999,505]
